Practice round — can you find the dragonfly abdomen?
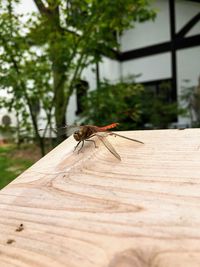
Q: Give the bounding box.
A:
[97,123,119,132]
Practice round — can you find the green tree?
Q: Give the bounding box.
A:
[0,0,54,155]
[80,77,144,129]
[32,0,155,130]
[0,0,156,152]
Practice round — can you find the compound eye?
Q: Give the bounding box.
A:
[73,131,80,141]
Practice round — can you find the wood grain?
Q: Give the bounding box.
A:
[1,129,200,267]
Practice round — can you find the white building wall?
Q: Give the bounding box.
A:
[99,57,121,82]
[175,0,200,34]
[121,53,171,82]
[120,0,170,52]
[81,64,97,90]
[67,94,77,124]
[186,21,200,37]
[119,0,172,83]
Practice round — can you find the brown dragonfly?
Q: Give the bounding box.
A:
[45,122,143,160]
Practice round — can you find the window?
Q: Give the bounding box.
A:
[142,79,175,103]
[141,79,177,128]
[75,80,89,115]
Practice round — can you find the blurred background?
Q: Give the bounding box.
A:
[0,0,200,187]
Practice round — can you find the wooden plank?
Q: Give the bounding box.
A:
[0,129,200,267]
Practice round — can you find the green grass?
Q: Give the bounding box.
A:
[0,145,35,189]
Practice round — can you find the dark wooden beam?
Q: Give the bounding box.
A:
[187,0,200,3]
[116,42,170,61]
[116,34,200,61]
[175,34,200,49]
[95,62,100,90]
[169,0,177,101]
[176,12,200,38]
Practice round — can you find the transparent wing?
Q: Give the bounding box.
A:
[96,133,121,161]
[38,125,79,137]
[38,126,66,137]
[108,132,144,144]
[64,125,80,136]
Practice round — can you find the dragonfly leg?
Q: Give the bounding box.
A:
[85,139,98,148]
[74,141,81,152]
[78,140,84,153]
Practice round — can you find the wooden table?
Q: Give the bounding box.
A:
[1,129,200,267]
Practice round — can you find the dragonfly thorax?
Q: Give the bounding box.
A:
[73,126,97,141]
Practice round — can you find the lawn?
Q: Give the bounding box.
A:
[0,144,40,189]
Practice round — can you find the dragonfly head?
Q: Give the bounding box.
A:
[73,130,82,141]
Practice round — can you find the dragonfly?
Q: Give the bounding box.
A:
[42,122,144,160]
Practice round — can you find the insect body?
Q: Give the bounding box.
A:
[73,123,143,160]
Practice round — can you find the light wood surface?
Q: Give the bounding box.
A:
[1,129,200,267]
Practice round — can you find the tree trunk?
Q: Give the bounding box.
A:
[53,63,68,144]
[29,106,46,156]
[33,1,69,144]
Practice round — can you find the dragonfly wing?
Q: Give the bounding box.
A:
[96,134,121,160]
[109,132,144,144]
[65,125,80,136]
[38,125,79,137]
[38,126,67,137]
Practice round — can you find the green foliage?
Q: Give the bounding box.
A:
[0,0,54,154]
[0,145,33,189]
[142,97,179,128]
[0,0,156,151]
[81,79,182,130]
[80,77,144,130]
